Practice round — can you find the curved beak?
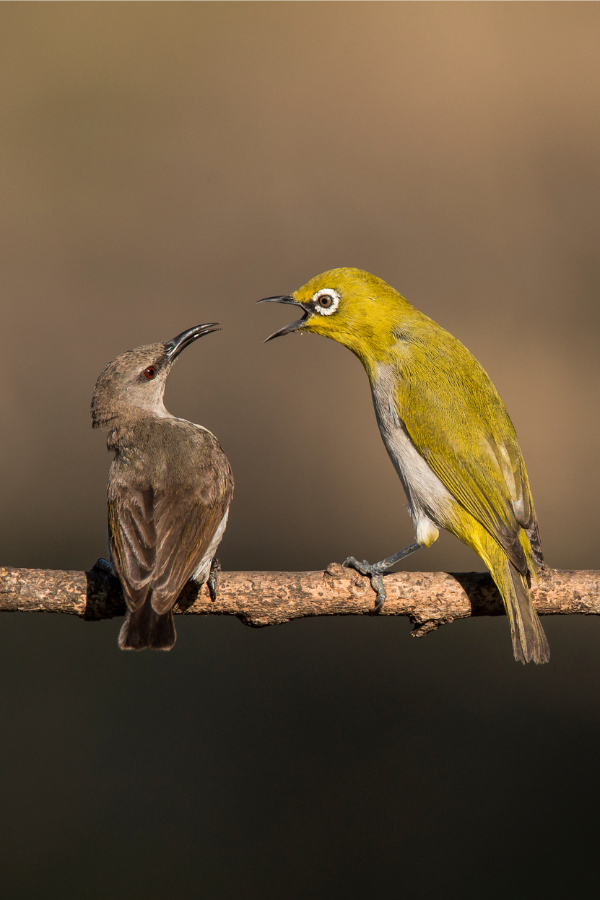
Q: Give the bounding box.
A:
[258,295,310,342]
[164,322,221,360]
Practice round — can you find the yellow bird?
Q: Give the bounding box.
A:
[261,268,549,664]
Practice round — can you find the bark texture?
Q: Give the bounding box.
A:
[0,562,598,636]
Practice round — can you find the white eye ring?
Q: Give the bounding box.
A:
[312,288,340,316]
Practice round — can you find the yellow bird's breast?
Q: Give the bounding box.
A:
[371,363,457,547]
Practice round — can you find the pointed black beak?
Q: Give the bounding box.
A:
[257,295,310,342]
[164,323,221,360]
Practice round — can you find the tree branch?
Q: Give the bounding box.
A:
[0,562,599,637]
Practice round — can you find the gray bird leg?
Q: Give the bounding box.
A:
[207,558,221,602]
[343,542,423,613]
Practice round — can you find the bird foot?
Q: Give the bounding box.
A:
[207,558,221,602]
[92,558,115,576]
[343,556,387,613]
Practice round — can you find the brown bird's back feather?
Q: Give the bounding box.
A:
[108,420,233,650]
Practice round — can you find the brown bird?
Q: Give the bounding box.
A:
[91,324,233,650]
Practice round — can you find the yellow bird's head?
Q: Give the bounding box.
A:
[260,267,414,372]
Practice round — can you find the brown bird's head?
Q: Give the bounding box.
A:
[91,323,220,429]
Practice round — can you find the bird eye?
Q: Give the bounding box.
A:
[313,289,340,316]
[143,366,156,380]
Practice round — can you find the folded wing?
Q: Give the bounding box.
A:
[109,470,232,615]
[393,338,541,575]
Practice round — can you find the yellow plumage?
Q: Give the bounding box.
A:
[262,267,549,664]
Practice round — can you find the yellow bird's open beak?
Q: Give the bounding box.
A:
[258,295,310,342]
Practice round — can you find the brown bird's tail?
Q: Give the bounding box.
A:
[118,599,176,651]
[494,558,550,665]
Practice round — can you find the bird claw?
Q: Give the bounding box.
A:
[207,558,221,602]
[92,558,115,576]
[370,574,387,613]
[343,556,371,576]
[343,556,387,613]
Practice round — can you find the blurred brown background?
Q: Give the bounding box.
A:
[2,2,598,574]
[1,5,599,899]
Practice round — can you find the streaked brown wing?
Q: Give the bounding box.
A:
[108,488,156,612]
[149,483,231,614]
[109,475,232,616]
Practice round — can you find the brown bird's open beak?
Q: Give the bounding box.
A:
[258,296,310,342]
[164,323,221,360]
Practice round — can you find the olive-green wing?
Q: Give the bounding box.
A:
[393,334,538,573]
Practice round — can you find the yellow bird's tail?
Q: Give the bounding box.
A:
[491,554,550,665]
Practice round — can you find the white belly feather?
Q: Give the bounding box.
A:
[192,508,230,584]
[371,364,456,547]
